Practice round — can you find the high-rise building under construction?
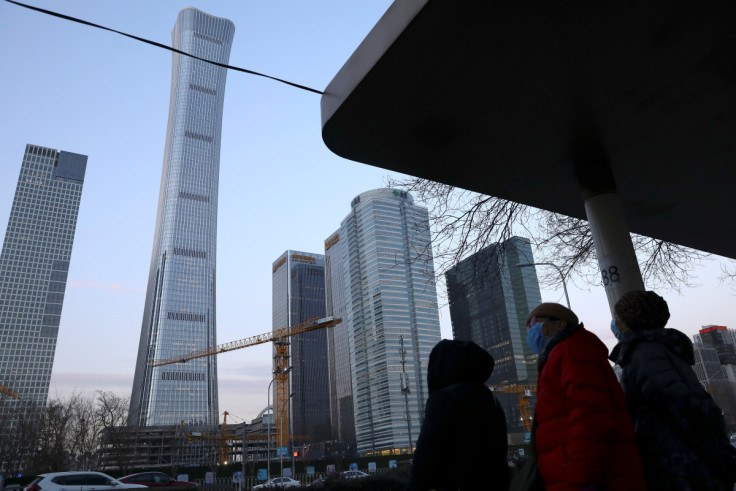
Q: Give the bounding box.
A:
[129,8,235,426]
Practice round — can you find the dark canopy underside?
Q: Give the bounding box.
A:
[322,0,736,259]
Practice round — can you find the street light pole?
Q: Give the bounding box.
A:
[517,262,571,309]
[267,366,292,481]
[280,393,294,478]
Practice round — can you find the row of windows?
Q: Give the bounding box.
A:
[179,191,210,203]
[167,311,206,322]
[161,371,206,381]
[189,83,216,96]
[184,131,213,143]
[193,31,223,45]
[173,247,206,259]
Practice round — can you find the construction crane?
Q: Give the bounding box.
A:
[150,316,341,456]
[185,412,236,464]
[0,383,20,399]
[489,384,536,435]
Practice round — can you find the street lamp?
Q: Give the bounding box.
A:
[516,262,571,309]
[280,393,295,478]
[267,366,292,480]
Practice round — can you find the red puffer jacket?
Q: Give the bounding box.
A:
[536,326,645,491]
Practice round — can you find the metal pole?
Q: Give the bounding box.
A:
[241,422,246,491]
[517,262,571,309]
[399,335,412,453]
[280,393,293,478]
[266,376,275,481]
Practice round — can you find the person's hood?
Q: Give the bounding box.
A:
[427,339,494,394]
[610,328,695,366]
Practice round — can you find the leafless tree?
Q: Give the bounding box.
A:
[0,399,43,476]
[96,391,132,473]
[387,176,712,295]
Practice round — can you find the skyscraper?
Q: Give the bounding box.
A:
[129,8,235,427]
[328,189,441,455]
[272,251,331,446]
[445,236,542,434]
[324,229,355,450]
[0,144,87,417]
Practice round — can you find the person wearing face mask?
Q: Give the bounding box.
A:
[526,303,645,491]
[609,290,736,490]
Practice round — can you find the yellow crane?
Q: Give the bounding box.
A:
[0,383,20,399]
[150,316,341,455]
[489,384,536,435]
[185,412,236,464]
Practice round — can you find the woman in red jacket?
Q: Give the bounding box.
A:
[527,303,645,491]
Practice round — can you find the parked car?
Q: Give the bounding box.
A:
[24,472,148,491]
[251,477,301,490]
[340,471,370,480]
[118,473,196,487]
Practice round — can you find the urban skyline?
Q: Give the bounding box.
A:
[129,7,236,426]
[1,1,735,426]
[0,144,87,417]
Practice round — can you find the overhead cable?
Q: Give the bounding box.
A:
[4,0,324,95]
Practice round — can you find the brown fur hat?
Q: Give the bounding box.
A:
[614,290,670,331]
[526,302,579,327]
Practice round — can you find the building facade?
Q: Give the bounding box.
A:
[272,251,331,446]
[129,8,235,426]
[330,189,441,455]
[693,342,726,386]
[0,144,87,418]
[445,236,542,434]
[323,229,356,451]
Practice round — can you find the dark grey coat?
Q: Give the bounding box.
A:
[610,328,736,490]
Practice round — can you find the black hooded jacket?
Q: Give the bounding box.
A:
[408,340,508,491]
[610,328,736,490]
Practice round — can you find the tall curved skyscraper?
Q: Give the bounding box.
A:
[129,8,235,426]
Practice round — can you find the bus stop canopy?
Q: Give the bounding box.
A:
[321,0,736,259]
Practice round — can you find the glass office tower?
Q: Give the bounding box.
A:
[129,8,235,426]
[445,236,542,433]
[272,251,331,445]
[335,189,441,455]
[0,144,87,419]
[324,230,356,450]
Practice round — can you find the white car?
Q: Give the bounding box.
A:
[251,477,301,489]
[25,472,148,491]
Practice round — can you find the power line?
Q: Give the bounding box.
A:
[4,0,324,95]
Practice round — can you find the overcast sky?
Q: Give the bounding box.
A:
[1,0,734,425]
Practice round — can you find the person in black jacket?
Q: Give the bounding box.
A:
[407,339,508,491]
[610,290,736,490]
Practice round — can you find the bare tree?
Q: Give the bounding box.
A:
[96,391,131,473]
[387,176,712,294]
[0,399,43,476]
[66,392,101,471]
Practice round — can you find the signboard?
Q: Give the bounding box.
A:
[277,446,289,457]
[306,466,315,476]
[368,462,377,473]
[326,465,336,474]
[700,325,727,334]
[518,448,525,457]
[349,463,358,471]
[257,469,267,481]
[232,472,242,484]
[205,472,215,484]
[388,460,397,469]
[177,475,189,483]
[283,468,292,478]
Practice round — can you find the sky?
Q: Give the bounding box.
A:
[1,0,735,425]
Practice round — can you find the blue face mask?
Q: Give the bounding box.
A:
[611,318,622,341]
[527,321,548,355]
